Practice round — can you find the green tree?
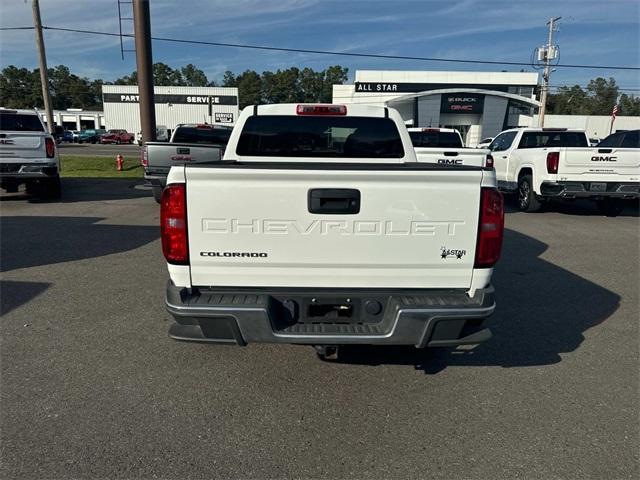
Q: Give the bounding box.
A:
[548,85,590,115]
[0,66,41,108]
[221,70,236,87]
[299,67,323,102]
[618,93,640,116]
[585,77,618,115]
[181,64,208,87]
[262,68,301,103]
[153,62,182,86]
[321,65,349,102]
[234,70,262,108]
[114,71,137,85]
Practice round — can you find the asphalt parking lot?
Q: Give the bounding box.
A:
[1,179,638,479]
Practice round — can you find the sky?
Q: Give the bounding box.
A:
[0,0,639,91]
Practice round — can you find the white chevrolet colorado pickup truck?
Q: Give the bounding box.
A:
[161,104,504,356]
[489,127,639,214]
[0,108,61,198]
[408,127,492,167]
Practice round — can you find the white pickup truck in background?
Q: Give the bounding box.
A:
[0,108,61,199]
[489,127,639,215]
[161,104,504,357]
[408,127,492,168]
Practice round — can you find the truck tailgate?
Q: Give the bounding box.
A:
[186,165,483,289]
[559,147,640,177]
[414,148,488,167]
[0,133,45,160]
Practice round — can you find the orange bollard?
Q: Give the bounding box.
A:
[116,154,124,171]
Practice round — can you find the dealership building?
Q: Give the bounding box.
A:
[333,70,542,146]
[101,85,239,135]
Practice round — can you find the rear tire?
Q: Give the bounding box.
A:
[40,176,61,200]
[596,198,624,217]
[152,185,163,204]
[25,181,38,195]
[518,174,542,212]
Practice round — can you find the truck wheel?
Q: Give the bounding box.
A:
[517,174,542,212]
[152,185,163,204]
[596,198,624,217]
[25,181,38,195]
[40,176,61,199]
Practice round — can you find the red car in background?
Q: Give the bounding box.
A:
[99,129,134,144]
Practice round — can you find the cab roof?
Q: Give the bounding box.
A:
[245,103,391,118]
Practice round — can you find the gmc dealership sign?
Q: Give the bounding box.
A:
[441,93,484,113]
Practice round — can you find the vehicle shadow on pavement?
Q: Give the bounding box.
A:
[331,228,621,373]
[0,216,159,273]
[503,195,639,217]
[0,280,51,316]
[0,178,153,204]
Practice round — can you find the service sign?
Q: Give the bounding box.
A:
[440,93,484,114]
[103,93,238,106]
[214,112,234,123]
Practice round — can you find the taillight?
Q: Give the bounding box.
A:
[161,184,189,265]
[45,137,55,158]
[486,154,494,168]
[141,146,148,167]
[475,188,504,268]
[296,104,347,116]
[546,152,559,174]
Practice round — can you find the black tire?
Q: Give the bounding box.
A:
[40,176,61,199]
[152,185,163,204]
[517,174,542,212]
[596,198,624,217]
[25,181,38,195]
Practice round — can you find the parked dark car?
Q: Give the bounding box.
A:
[78,128,106,144]
[100,129,135,144]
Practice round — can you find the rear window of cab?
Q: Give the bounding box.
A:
[236,115,405,158]
[0,112,44,132]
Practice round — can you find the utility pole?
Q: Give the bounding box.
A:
[538,16,561,127]
[31,0,54,134]
[133,0,156,142]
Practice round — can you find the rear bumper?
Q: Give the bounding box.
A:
[144,171,168,187]
[165,282,496,347]
[0,162,58,179]
[540,181,639,199]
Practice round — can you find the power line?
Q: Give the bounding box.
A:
[35,25,640,71]
[0,26,36,31]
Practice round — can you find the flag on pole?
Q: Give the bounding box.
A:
[609,104,618,134]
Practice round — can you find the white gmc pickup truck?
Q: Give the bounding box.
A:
[489,127,639,214]
[162,104,504,356]
[408,127,492,167]
[0,108,61,198]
